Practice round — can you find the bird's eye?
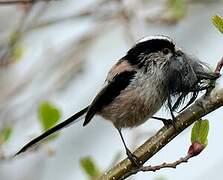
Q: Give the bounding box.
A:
[163,48,170,55]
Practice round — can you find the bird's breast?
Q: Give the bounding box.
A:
[99,70,168,128]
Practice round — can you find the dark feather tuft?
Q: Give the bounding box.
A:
[168,51,219,112]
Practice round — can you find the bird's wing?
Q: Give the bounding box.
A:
[83,70,136,126]
[106,59,135,82]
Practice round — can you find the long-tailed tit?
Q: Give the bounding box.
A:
[15,35,218,167]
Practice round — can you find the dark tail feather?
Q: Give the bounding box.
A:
[15,106,89,156]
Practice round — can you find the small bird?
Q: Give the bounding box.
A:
[15,35,218,167]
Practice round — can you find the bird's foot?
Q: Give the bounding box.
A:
[152,116,176,128]
[126,149,142,168]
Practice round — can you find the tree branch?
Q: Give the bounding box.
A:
[0,0,58,5]
[141,154,191,171]
[97,86,223,179]
[120,154,192,179]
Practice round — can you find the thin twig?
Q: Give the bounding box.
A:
[0,0,59,5]
[0,21,112,128]
[120,154,192,179]
[25,0,119,31]
[215,57,223,75]
[0,1,34,66]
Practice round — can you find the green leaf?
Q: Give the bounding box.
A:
[38,101,61,132]
[80,157,101,179]
[212,15,223,33]
[191,119,209,146]
[0,125,12,145]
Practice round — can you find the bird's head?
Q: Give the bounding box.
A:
[125,35,219,111]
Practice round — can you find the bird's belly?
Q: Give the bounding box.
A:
[98,88,164,128]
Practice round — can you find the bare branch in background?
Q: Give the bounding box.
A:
[0,21,113,127]
[0,1,51,66]
[0,0,118,130]
[0,3,33,65]
[0,0,59,5]
[25,0,120,31]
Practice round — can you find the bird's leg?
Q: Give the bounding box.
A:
[167,96,177,129]
[117,128,142,168]
[151,97,176,128]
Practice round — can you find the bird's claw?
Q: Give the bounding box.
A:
[126,149,143,168]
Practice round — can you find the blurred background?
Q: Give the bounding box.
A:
[0,0,222,180]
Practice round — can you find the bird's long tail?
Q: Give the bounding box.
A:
[15,106,89,156]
